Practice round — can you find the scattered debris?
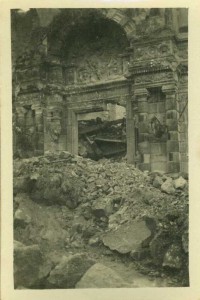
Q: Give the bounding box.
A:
[76,263,130,288]
[13,151,189,288]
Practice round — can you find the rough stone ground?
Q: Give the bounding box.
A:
[13,151,189,289]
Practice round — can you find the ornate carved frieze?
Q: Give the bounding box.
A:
[16,66,41,83]
[16,92,43,106]
[134,41,172,61]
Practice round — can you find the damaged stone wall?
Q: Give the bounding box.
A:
[12,8,188,173]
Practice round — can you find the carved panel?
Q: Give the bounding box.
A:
[75,52,124,84]
[134,42,172,61]
[65,25,128,85]
[17,93,42,106]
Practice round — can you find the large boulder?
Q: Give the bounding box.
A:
[46,253,95,288]
[14,241,44,288]
[102,220,152,254]
[76,263,130,288]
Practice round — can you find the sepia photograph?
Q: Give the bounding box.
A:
[10,7,190,290]
[3,1,200,299]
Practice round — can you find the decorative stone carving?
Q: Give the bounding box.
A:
[46,119,62,142]
[136,14,165,37]
[134,42,171,61]
[16,66,40,83]
[64,24,128,85]
[178,48,188,60]
[75,54,123,84]
[148,116,168,138]
[135,72,173,84]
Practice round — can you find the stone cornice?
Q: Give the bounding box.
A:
[63,78,130,95]
[127,64,171,78]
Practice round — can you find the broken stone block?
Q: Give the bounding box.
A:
[75,263,130,288]
[130,247,150,261]
[92,197,114,218]
[13,177,29,194]
[88,236,100,246]
[14,241,44,288]
[149,232,172,266]
[14,208,31,228]
[46,254,95,288]
[161,178,175,194]
[179,172,188,180]
[102,220,152,254]
[153,176,163,189]
[163,243,183,269]
[173,176,187,189]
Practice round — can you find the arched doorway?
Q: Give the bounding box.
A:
[47,10,132,159]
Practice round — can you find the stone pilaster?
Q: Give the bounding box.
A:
[162,84,180,173]
[126,93,135,164]
[47,60,63,84]
[66,109,78,155]
[135,88,150,171]
[44,93,64,153]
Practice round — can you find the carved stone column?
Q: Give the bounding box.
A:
[44,93,63,153]
[162,84,180,173]
[66,109,78,155]
[135,88,150,171]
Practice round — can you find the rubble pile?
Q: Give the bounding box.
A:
[13,151,189,288]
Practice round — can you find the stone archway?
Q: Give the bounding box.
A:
[45,10,133,157]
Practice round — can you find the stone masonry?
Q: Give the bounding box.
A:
[12,8,188,173]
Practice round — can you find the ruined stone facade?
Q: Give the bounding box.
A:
[12,8,188,173]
